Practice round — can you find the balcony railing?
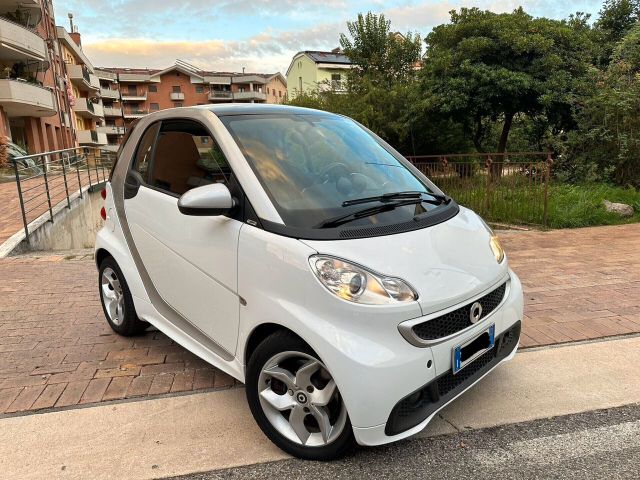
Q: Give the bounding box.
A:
[77,130,107,145]
[209,90,233,101]
[123,109,148,118]
[75,98,105,118]
[170,92,185,101]
[103,106,123,117]
[0,79,56,117]
[234,90,267,102]
[68,64,100,92]
[0,16,47,62]
[121,90,147,101]
[10,147,116,242]
[100,87,119,99]
[96,125,126,135]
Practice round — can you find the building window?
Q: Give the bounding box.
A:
[331,73,342,89]
[201,136,209,144]
[149,85,158,93]
[174,102,183,108]
[172,86,181,93]
[279,91,282,98]
[150,103,160,111]
[239,87,245,93]
[128,85,137,95]
[298,77,302,93]
[196,86,204,94]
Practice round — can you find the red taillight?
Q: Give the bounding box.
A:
[101,188,107,200]
[100,207,107,221]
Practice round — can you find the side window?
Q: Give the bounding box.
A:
[148,120,230,196]
[132,122,160,182]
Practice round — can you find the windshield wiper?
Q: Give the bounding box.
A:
[342,191,449,207]
[316,198,424,229]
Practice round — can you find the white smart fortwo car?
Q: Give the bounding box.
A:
[96,104,523,460]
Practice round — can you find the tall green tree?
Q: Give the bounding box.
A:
[419,7,593,172]
[560,22,640,187]
[596,0,640,44]
[339,12,422,87]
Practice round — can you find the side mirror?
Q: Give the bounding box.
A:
[178,183,236,216]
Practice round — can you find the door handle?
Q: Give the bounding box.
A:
[124,171,143,199]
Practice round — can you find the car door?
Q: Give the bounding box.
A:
[122,119,242,356]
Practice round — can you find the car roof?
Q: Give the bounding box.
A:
[197,103,335,117]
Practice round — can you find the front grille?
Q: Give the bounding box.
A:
[412,282,507,341]
[385,321,521,436]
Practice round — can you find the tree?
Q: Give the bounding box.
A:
[419,7,593,175]
[596,0,640,44]
[339,12,422,87]
[559,23,640,187]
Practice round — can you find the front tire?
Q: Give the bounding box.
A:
[98,256,147,336]
[246,331,356,460]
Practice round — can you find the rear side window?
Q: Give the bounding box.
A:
[132,122,161,183]
[148,120,230,196]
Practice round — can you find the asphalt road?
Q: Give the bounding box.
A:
[171,403,640,480]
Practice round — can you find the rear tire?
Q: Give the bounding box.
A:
[246,330,356,460]
[98,256,147,336]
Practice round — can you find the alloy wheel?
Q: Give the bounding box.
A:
[258,351,347,447]
[101,267,125,326]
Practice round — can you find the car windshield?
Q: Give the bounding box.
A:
[220,113,446,229]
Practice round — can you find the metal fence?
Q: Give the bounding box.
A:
[11,147,116,242]
[406,152,553,227]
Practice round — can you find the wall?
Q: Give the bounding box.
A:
[148,71,210,110]
[16,189,104,252]
[287,54,318,98]
[266,76,287,103]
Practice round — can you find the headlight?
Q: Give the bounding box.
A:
[489,235,505,263]
[310,256,418,305]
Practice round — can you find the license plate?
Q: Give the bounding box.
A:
[453,324,495,374]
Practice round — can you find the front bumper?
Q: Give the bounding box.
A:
[347,270,523,446]
[385,320,520,436]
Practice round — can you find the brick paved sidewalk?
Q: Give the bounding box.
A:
[0,252,235,415]
[500,224,640,347]
[0,223,638,415]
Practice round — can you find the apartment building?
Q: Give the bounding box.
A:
[56,25,107,150]
[0,0,75,153]
[286,49,352,98]
[95,61,287,148]
[95,68,123,151]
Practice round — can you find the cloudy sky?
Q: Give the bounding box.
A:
[54,0,603,74]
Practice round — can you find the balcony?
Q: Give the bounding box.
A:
[0,79,56,117]
[103,106,123,117]
[123,109,148,119]
[96,125,126,135]
[232,74,267,84]
[234,91,267,102]
[0,16,47,63]
[75,97,105,119]
[209,90,233,101]
[118,73,151,83]
[102,144,120,152]
[100,88,119,100]
[95,69,117,81]
[170,92,185,101]
[121,90,147,102]
[68,64,100,92]
[77,129,107,146]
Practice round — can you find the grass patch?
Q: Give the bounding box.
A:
[546,184,640,228]
[437,173,640,228]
